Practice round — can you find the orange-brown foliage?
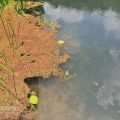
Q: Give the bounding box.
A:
[0,6,69,119]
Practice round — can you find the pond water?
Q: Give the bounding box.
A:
[33,1,120,120]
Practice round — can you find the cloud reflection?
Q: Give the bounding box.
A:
[97,48,120,108]
[97,62,120,108]
[44,3,120,39]
[109,48,120,60]
[44,3,84,23]
[103,10,120,38]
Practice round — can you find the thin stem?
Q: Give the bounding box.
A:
[0,63,16,76]
[12,68,17,96]
[8,21,17,44]
[8,21,16,58]
[17,22,20,44]
[0,14,12,47]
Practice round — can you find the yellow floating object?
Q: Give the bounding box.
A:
[65,70,69,76]
[29,95,38,105]
[57,39,65,45]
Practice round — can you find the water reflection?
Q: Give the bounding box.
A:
[44,0,120,12]
[109,48,120,61]
[103,10,120,39]
[44,3,120,41]
[44,3,84,23]
[37,1,120,120]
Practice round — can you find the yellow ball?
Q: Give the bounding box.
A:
[57,39,65,45]
[29,95,38,105]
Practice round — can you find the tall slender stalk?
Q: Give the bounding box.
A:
[8,21,16,58]
[0,63,16,76]
[8,21,17,44]
[12,68,17,96]
[0,14,12,47]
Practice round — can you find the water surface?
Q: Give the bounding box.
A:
[35,1,120,120]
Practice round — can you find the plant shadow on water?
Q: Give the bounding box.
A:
[25,76,89,120]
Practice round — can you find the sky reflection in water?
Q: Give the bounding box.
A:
[37,2,120,120]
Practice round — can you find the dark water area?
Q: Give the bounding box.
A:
[32,0,120,120]
[43,0,120,12]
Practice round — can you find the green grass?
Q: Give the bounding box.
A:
[0,0,13,9]
[0,0,25,13]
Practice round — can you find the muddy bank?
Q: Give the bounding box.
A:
[0,5,69,120]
